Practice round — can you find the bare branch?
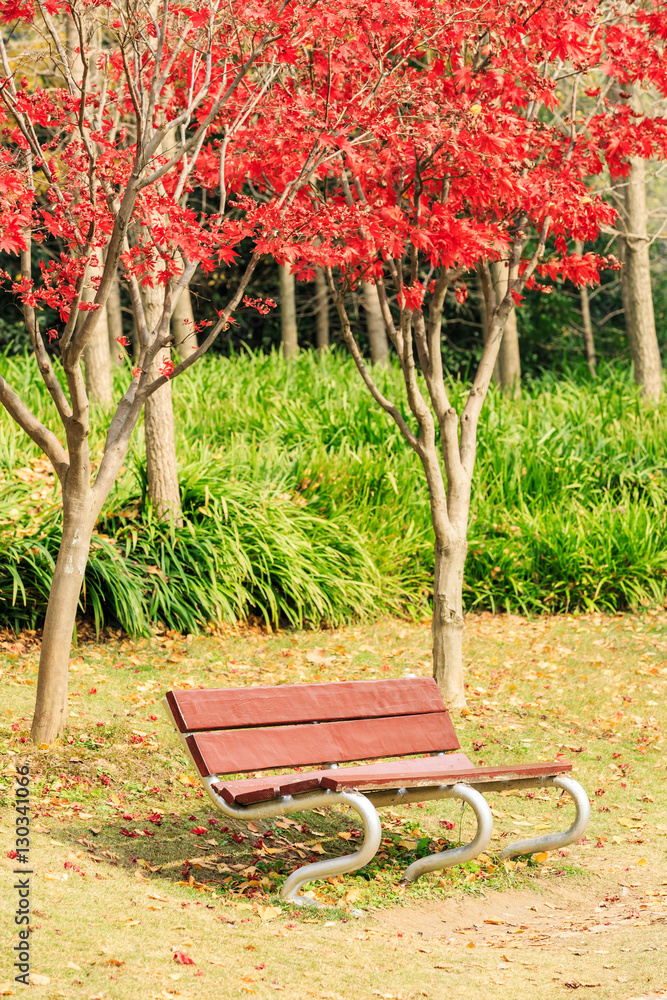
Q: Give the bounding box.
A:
[20,230,72,427]
[0,374,69,482]
[460,216,551,476]
[326,268,419,452]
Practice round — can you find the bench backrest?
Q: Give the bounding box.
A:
[166,677,459,777]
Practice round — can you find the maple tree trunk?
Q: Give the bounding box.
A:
[315,267,330,351]
[172,283,198,360]
[418,435,469,709]
[491,260,521,397]
[280,264,298,359]
[619,158,662,401]
[431,534,467,709]
[30,497,96,744]
[142,281,183,524]
[362,282,389,366]
[106,270,124,367]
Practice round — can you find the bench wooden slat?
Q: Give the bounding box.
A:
[213,752,475,805]
[211,754,571,805]
[212,775,286,806]
[167,677,445,733]
[212,770,325,806]
[186,711,460,776]
[321,759,573,791]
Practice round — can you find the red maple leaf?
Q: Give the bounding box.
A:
[174,952,196,965]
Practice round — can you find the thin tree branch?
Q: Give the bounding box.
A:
[0,374,69,482]
[326,268,419,452]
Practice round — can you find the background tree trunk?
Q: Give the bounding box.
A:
[106,268,124,367]
[575,241,596,376]
[280,264,298,359]
[141,280,183,524]
[82,249,113,406]
[30,500,96,743]
[67,23,114,402]
[315,267,330,351]
[617,157,663,401]
[609,82,662,401]
[172,284,199,360]
[362,282,389,366]
[491,260,521,397]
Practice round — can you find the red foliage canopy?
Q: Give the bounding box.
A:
[0,0,666,363]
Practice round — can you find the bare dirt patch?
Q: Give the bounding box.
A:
[378,864,667,947]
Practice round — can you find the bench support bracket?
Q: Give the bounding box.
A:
[498,775,590,860]
[200,776,382,908]
[399,783,494,885]
[280,791,382,907]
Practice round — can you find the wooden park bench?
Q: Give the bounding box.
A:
[164,677,589,907]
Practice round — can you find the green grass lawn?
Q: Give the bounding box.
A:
[1,612,667,998]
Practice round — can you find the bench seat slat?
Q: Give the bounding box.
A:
[211,752,476,805]
[210,755,573,805]
[320,759,573,791]
[167,677,445,733]
[212,769,325,806]
[186,711,459,776]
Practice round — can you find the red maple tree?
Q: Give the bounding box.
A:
[226,0,667,705]
[0,0,423,741]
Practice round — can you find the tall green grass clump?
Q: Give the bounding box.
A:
[0,349,665,632]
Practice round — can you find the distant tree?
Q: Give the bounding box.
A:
[279,264,298,359]
[575,241,597,376]
[611,84,663,400]
[361,282,389,366]
[314,268,329,352]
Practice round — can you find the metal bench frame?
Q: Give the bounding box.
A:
[165,698,590,908]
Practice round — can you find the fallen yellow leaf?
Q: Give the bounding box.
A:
[28,974,50,987]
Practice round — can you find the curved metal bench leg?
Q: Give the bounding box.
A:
[199,775,383,910]
[401,783,493,885]
[279,791,382,908]
[499,775,591,860]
